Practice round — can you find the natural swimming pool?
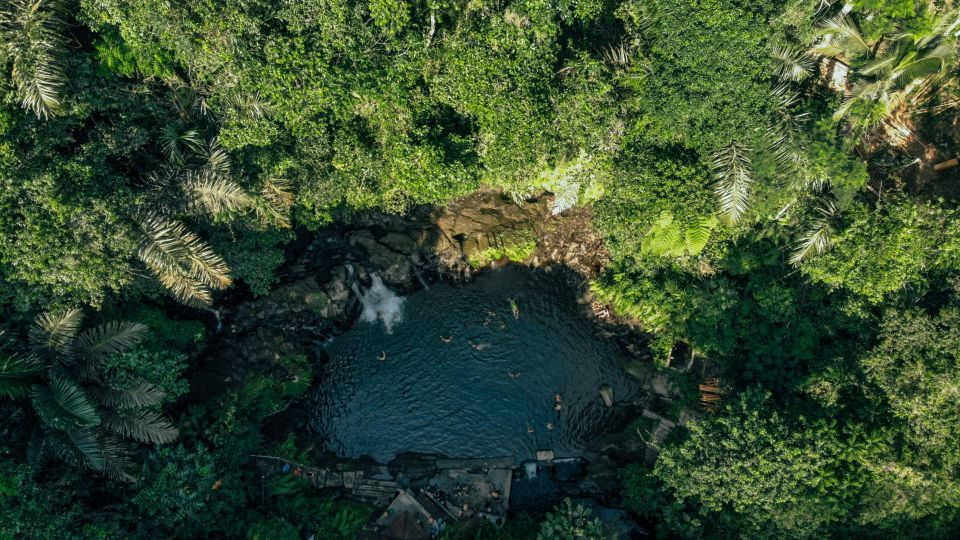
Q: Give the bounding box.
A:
[310,265,642,463]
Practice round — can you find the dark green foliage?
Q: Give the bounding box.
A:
[537,497,611,539]
[2,0,960,537]
[618,0,775,154]
[132,444,233,534]
[802,199,960,303]
[100,347,188,405]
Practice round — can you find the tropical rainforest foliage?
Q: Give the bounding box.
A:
[3,0,960,537]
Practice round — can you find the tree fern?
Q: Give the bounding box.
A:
[29,308,83,359]
[713,142,754,225]
[103,409,178,445]
[685,216,719,255]
[0,0,69,119]
[643,213,684,257]
[30,374,101,430]
[0,353,43,398]
[137,213,232,306]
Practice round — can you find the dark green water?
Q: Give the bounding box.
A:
[311,266,641,463]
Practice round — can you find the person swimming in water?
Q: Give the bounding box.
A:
[507,370,521,379]
[440,334,452,343]
[554,393,562,411]
[508,298,519,319]
[545,422,554,431]
[377,350,387,361]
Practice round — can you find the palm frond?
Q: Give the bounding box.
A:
[137,213,232,306]
[916,10,960,48]
[0,353,43,398]
[771,43,813,82]
[892,42,956,87]
[29,308,83,359]
[99,433,137,481]
[30,374,101,430]
[181,169,251,216]
[254,178,294,228]
[92,380,166,410]
[601,42,630,67]
[42,426,104,471]
[790,197,839,265]
[159,123,203,165]
[200,137,231,176]
[1,0,69,118]
[103,409,178,445]
[75,321,148,366]
[791,224,833,265]
[224,91,272,119]
[859,46,903,77]
[767,85,809,177]
[811,15,870,58]
[713,142,754,225]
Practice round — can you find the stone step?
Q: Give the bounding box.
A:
[356,478,398,488]
[353,482,398,494]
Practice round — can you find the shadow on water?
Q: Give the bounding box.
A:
[310,265,643,463]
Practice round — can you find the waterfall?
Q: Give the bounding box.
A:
[523,460,538,480]
[206,307,222,334]
[350,273,405,333]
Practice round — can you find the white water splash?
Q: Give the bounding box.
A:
[351,273,405,333]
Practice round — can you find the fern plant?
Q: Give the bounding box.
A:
[643,212,719,258]
[1,309,179,480]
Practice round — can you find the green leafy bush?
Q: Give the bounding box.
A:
[468,227,537,268]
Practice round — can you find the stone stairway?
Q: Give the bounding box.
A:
[352,478,400,504]
[251,455,398,505]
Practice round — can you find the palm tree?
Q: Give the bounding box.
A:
[0,309,178,480]
[811,11,960,138]
[137,116,291,306]
[0,0,68,119]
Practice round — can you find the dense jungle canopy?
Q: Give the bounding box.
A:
[4,0,960,538]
